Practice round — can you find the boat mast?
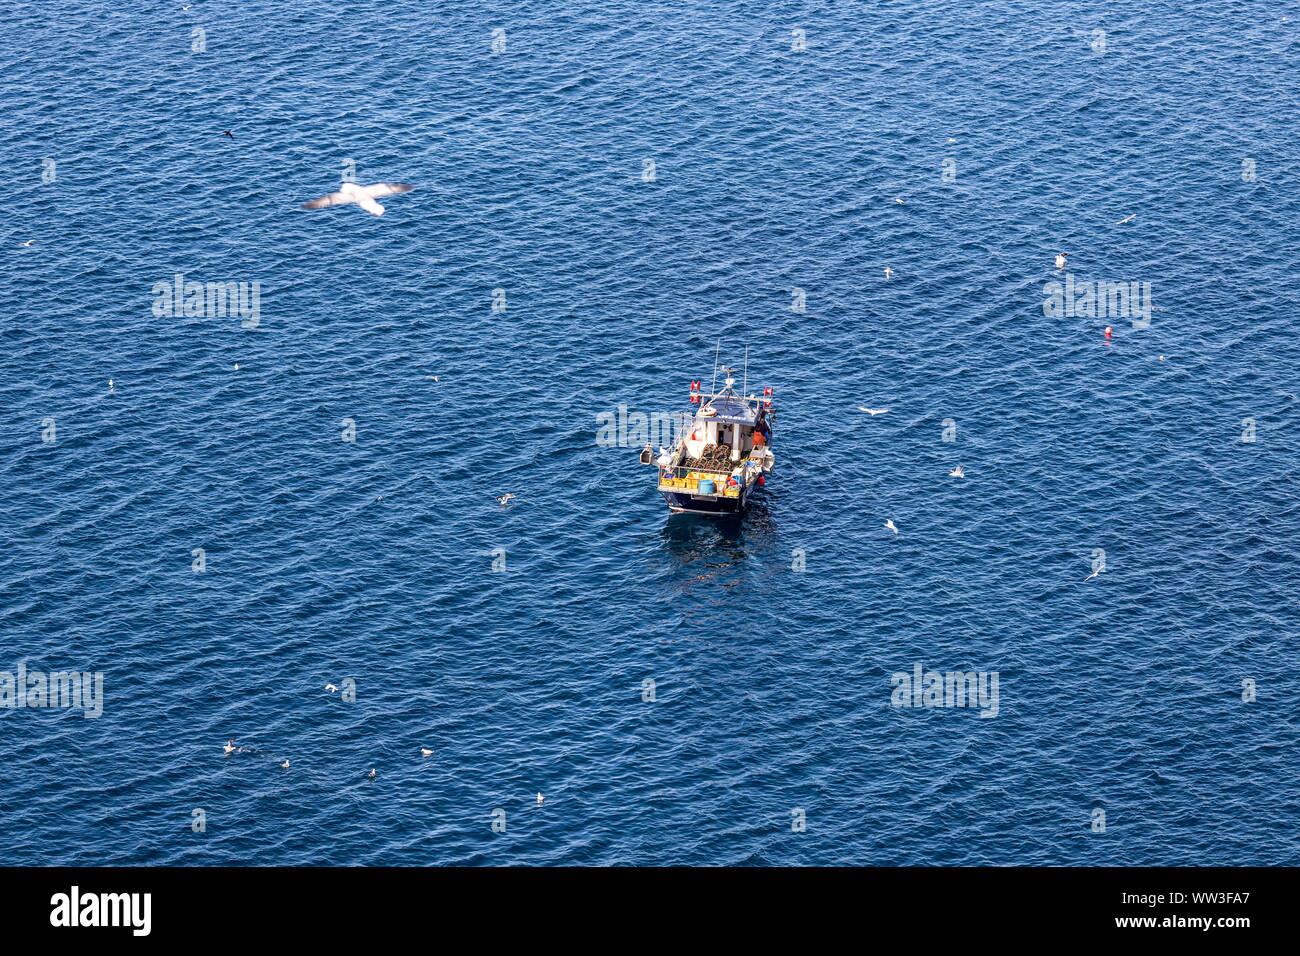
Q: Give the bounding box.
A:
[742,345,748,400]
[710,339,720,395]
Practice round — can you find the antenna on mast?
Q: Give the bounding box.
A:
[710,339,720,394]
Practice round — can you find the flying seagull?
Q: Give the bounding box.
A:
[223,739,236,755]
[1084,568,1103,582]
[949,465,965,478]
[537,792,544,806]
[884,265,892,279]
[884,519,898,535]
[21,239,34,247]
[858,407,889,416]
[496,494,516,506]
[325,683,337,693]
[1114,214,1135,225]
[301,182,414,217]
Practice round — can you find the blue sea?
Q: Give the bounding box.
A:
[2,0,1298,866]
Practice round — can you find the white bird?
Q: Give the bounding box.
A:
[857,407,890,416]
[1054,252,1067,269]
[537,792,544,806]
[223,739,235,755]
[281,759,290,770]
[424,375,439,382]
[1114,214,1135,225]
[301,182,414,217]
[108,379,114,393]
[368,768,376,778]
[325,683,337,693]
[496,494,516,506]
[21,239,34,247]
[1084,568,1102,582]
[949,465,965,478]
[421,748,434,757]
[234,363,239,370]
[884,265,892,279]
[885,519,898,535]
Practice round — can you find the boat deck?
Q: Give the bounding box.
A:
[677,443,742,474]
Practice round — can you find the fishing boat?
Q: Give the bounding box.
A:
[639,351,775,515]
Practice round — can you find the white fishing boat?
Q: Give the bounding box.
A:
[640,349,774,515]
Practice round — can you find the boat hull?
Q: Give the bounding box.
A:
[660,486,748,515]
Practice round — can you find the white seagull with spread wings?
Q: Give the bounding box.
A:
[301,182,414,217]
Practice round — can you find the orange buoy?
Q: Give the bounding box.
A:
[1104,326,1112,339]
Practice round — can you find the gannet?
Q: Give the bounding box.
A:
[884,519,898,534]
[301,182,414,217]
